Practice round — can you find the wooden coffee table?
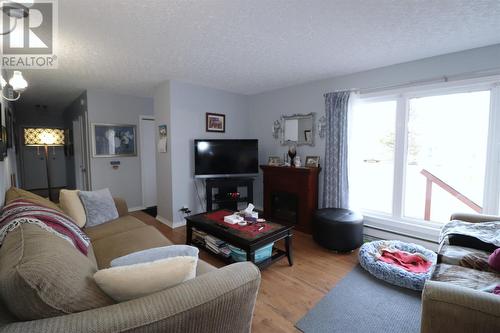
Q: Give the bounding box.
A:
[185,210,293,270]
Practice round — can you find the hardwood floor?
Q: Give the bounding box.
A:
[132,211,359,333]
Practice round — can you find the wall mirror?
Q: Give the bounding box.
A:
[281,113,315,146]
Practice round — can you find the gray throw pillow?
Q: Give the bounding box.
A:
[110,245,199,267]
[79,188,119,227]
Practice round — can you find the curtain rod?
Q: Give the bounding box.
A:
[327,68,500,96]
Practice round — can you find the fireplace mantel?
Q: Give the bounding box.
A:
[260,165,321,233]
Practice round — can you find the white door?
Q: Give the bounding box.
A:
[140,117,157,207]
[48,147,67,187]
[22,146,67,189]
[22,147,48,189]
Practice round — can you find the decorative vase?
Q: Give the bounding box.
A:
[293,156,301,167]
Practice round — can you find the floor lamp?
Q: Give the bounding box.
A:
[24,128,65,201]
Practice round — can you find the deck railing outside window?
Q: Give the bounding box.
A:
[420,169,482,221]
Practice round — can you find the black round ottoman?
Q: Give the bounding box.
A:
[312,208,364,252]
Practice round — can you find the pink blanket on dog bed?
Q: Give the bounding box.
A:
[379,249,432,273]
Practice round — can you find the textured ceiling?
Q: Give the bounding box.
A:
[12,0,500,112]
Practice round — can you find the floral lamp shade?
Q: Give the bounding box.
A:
[24,128,65,146]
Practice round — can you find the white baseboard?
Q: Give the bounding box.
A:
[155,215,171,226]
[128,206,145,212]
[156,215,186,229]
[173,219,187,228]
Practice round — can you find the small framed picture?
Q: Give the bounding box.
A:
[305,156,320,167]
[158,124,167,138]
[268,156,281,166]
[158,124,168,153]
[206,113,225,132]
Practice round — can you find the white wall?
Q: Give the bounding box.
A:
[86,89,154,208]
[154,81,174,222]
[154,80,250,225]
[248,44,500,208]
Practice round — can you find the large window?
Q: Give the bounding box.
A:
[350,101,396,214]
[349,84,499,224]
[404,92,490,221]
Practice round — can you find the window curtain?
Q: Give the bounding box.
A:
[322,91,351,208]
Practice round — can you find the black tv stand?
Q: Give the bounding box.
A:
[205,177,254,212]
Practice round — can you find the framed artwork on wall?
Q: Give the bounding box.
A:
[92,123,137,157]
[158,124,167,153]
[206,113,225,133]
[158,124,167,138]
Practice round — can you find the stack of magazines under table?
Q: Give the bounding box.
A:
[192,227,231,258]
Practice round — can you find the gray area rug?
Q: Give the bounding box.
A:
[296,265,422,333]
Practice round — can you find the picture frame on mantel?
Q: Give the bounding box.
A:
[206,113,225,133]
[268,156,281,166]
[305,156,320,167]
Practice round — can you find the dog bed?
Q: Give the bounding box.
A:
[359,240,437,290]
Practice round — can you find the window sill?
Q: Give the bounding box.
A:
[361,212,442,244]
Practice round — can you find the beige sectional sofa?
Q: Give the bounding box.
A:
[0,188,261,333]
[421,213,500,333]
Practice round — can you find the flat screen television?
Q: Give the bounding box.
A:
[194,139,258,178]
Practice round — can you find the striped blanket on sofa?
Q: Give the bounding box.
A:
[0,199,90,255]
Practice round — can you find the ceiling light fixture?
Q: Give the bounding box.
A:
[0,2,31,102]
[0,1,30,35]
[1,71,28,101]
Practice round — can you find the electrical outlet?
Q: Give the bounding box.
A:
[179,206,191,214]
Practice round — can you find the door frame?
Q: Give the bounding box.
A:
[139,115,156,208]
[72,116,87,190]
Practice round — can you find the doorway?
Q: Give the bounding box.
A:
[140,116,157,211]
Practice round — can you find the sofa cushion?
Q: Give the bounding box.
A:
[87,243,98,270]
[113,197,129,217]
[79,188,119,227]
[84,215,147,241]
[196,260,217,276]
[92,226,173,269]
[0,224,114,321]
[95,256,198,302]
[110,245,199,267]
[431,263,500,291]
[4,187,62,212]
[59,189,86,227]
[439,244,493,272]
